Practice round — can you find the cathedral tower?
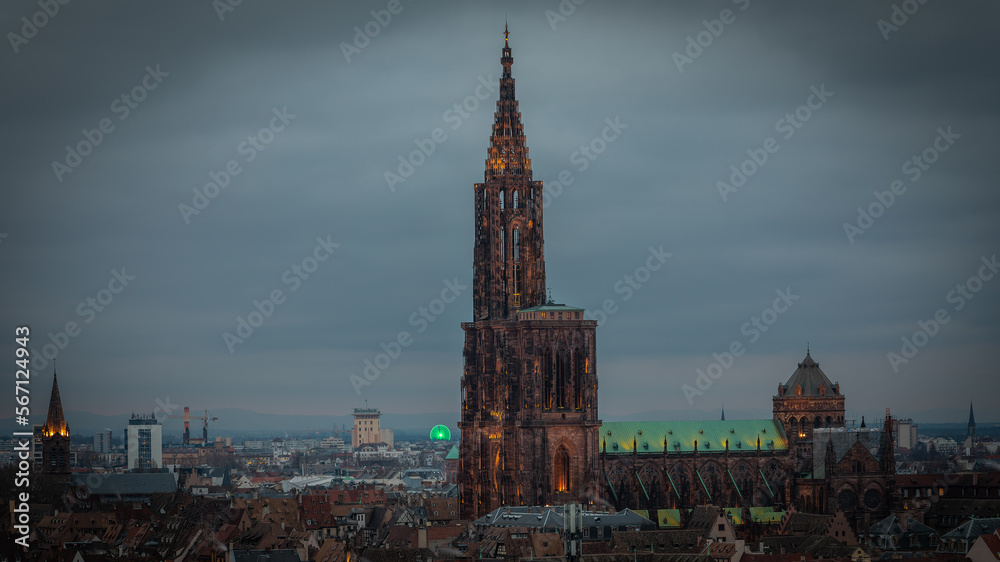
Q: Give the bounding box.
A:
[459,27,601,519]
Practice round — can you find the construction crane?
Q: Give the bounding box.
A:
[166,407,218,445]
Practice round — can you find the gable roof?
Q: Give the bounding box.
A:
[811,427,883,478]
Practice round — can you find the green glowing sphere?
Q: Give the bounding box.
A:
[430,425,451,441]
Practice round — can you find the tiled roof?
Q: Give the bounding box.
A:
[977,533,1000,561]
[779,352,839,397]
[944,518,1000,540]
[600,420,787,454]
[73,473,177,495]
[657,509,683,529]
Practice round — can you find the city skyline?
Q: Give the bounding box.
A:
[2,2,998,425]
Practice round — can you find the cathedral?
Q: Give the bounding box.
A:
[458,26,601,520]
[458,29,895,531]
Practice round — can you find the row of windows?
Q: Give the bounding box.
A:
[522,311,583,320]
[902,486,999,498]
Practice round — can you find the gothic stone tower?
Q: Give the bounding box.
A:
[459,27,601,520]
[42,370,71,481]
[773,350,845,471]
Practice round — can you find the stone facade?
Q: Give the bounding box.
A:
[459,28,600,519]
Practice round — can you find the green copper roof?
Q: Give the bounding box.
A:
[518,303,584,312]
[656,509,683,529]
[445,445,459,460]
[749,506,785,524]
[600,420,787,454]
[723,507,744,526]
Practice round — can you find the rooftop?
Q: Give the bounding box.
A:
[600,419,788,454]
[779,351,840,398]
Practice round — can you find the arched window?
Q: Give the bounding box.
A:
[499,189,505,211]
[512,190,519,209]
[543,349,552,409]
[789,417,798,435]
[556,348,570,409]
[555,447,570,492]
[814,417,821,429]
[574,350,584,409]
[512,228,520,260]
[825,416,832,427]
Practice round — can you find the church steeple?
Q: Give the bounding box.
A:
[43,369,69,438]
[485,25,531,182]
[472,26,546,320]
[968,402,976,439]
[42,369,71,478]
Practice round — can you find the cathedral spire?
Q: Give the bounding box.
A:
[968,401,976,439]
[485,25,531,182]
[43,369,69,438]
[472,25,546,321]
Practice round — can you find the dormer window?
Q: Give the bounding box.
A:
[796,385,802,396]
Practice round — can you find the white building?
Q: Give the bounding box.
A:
[126,414,162,470]
[896,419,918,449]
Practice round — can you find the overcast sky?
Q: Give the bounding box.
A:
[2,1,997,427]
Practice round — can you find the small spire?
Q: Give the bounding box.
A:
[504,19,509,43]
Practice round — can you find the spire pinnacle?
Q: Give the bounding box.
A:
[44,369,69,438]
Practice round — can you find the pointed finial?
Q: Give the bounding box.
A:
[504,20,509,43]
[807,342,809,355]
